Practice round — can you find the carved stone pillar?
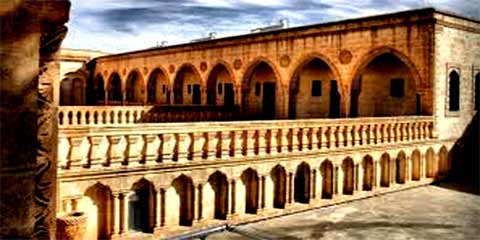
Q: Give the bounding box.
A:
[0,1,70,238]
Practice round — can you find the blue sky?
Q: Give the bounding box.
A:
[62,0,480,53]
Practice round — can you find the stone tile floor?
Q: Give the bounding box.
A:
[206,184,480,240]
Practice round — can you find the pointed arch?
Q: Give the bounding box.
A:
[270,164,287,209]
[107,72,122,104]
[396,151,407,184]
[342,157,355,195]
[448,70,460,111]
[241,168,259,214]
[320,160,334,199]
[438,146,449,176]
[129,178,156,233]
[411,149,421,181]
[125,70,145,104]
[294,162,311,203]
[208,171,229,220]
[172,174,195,226]
[94,74,106,104]
[426,148,436,178]
[380,153,390,187]
[362,155,374,191]
[84,183,114,239]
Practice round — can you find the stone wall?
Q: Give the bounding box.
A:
[433,13,480,140]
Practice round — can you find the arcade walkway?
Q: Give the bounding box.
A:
[207,184,480,240]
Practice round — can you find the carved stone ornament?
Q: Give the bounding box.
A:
[233,59,242,70]
[339,50,353,65]
[143,67,148,75]
[103,70,108,76]
[280,54,291,68]
[122,68,127,76]
[169,64,176,73]
[200,62,207,72]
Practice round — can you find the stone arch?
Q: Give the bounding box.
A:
[448,70,460,111]
[411,149,421,181]
[241,58,285,119]
[362,155,374,191]
[426,147,436,178]
[294,162,311,204]
[342,157,355,195]
[207,171,229,220]
[380,153,390,187]
[94,74,106,104]
[270,164,287,209]
[107,72,122,103]
[241,168,259,214]
[130,178,156,233]
[125,69,145,104]
[206,62,236,108]
[438,146,449,176]
[147,67,170,104]
[173,63,203,105]
[289,54,343,118]
[320,160,334,199]
[396,151,407,184]
[350,47,423,117]
[60,77,85,106]
[172,174,195,226]
[84,182,114,239]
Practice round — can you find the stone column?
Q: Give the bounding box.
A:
[194,183,203,223]
[112,192,121,236]
[0,1,70,238]
[120,192,132,235]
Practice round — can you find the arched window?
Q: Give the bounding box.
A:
[448,70,460,111]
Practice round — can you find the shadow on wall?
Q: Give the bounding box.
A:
[437,112,479,195]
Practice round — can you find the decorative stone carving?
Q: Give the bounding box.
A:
[122,68,127,76]
[104,70,108,76]
[279,55,291,68]
[339,50,353,64]
[200,62,207,72]
[143,67,149,75]
[169,64,176,73]
[233,59,242,70]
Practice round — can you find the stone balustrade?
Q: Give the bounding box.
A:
[58,106,152,126]
[58,116,434,171]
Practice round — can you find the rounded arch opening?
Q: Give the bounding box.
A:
[362,155,374,191]
[294,162,311,204]
[129,179,156,233]
[320,160,334,199]
[107,73,122,104]
[84,183,114,240]
[380,153,390,187]
[207,171,229,220]
[241,168,259,214]
[342,157,355,195]
[411,150,421,181]
[448,70,460,112]
[270,165,287,209]
[172,175,195,226]
[426,148,436,178]
[396,151,407,184]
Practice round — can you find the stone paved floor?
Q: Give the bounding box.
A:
[206,184,480,240]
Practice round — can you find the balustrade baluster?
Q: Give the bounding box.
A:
[88,136,106,168]
[107,136,123,166]
[381,124,388,144]
[345,125,352,147]
[394,123,401,142]
[337,125,344,148]
[142,135,159,165]
[221,131,232,158]
[360,125,367,145]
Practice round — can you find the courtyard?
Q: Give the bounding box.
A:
[207,184,480,240]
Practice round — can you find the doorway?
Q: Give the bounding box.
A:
[263,82,276,119]
[224,83,235,108]
[329,80,341,118]
[192,84,201,104]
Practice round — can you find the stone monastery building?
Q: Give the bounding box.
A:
[56,8,479,239]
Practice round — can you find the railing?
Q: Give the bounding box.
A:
[58,116,434,171]
[58,106,152,126]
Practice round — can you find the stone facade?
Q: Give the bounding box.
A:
[52,8,479,240]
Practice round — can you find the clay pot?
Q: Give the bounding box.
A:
[56,212,87,240]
